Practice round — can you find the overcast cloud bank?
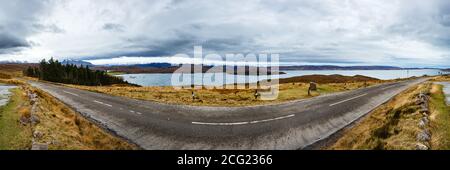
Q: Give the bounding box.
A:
[0,0,449,67]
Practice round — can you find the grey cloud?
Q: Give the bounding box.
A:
[0,0,47,56]
[32,24,65,34]
[0,34,30,55]
[0,34,29,49]
[1,0,450,67]
[102,23,125,32]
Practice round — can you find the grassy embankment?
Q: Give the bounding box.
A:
[66,74,386,106]
[430,75,450,82]
[328,83,431,150]
[0,65,136,150]
[328,75,450,150]
[29,85,136,149]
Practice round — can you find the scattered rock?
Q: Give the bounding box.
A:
[415,143,429,150]
[418,120,426,128]
[420,117,429,125]
[419,107,429,114]
[415,99,425,105]
[417,130,431,142]
[19,116,30,125]
[28,92,38,104]
[31,142,48,150]
[33,131,43,139]
[418,93,428,100]
[420,102,429,109]
[30,114,40,125]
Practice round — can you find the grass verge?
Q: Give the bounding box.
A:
[328,83,430,150]
[429,83,450,149]
[66,81,383,107]
[1,79,137,149]
[28,85,137,150]
[0,88,32,150]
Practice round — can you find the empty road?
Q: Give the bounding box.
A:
[29,78,427,149]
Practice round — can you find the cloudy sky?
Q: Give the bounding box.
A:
[0,0,449,67]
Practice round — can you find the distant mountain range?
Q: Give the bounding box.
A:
[279,65,405,70]
[98,63,416,70]
[62,59,94,66]
[71,60,442,75]
[133,63,173,68]
[99,63,432,71]
[3,59,444,73]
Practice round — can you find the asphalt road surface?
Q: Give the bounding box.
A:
[29,78,428,149]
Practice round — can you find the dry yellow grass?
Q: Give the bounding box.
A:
[430,75,450,82]
[0,72,12,79]
[0,78,27,85]
[328,83,430,150]
[27,86,137,150]
[66,81,382,107]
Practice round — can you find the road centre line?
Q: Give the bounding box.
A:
[329,93,368,107]
[93,100,113,107]
[63,90,80,97]
[381,84,397,90]
[191,114,295,126]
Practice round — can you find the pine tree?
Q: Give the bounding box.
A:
[24,58,130,86]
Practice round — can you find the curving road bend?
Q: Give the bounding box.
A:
[29,78,428,149]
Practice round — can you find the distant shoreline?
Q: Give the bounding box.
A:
[95,64,440,75]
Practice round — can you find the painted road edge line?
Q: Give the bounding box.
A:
[192,114,295,126]
[329,93,368,107]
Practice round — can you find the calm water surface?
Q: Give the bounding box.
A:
[436,82,450,106]
[119,69,446,87]
[0,84,16,107]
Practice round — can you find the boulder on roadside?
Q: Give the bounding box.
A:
[309,82,317,91]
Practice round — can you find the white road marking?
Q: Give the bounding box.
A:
[329,93,368,107]
[192,114,295,126]
[63,90,80,97]
[381,85,396,90]
[93,100,113,107]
